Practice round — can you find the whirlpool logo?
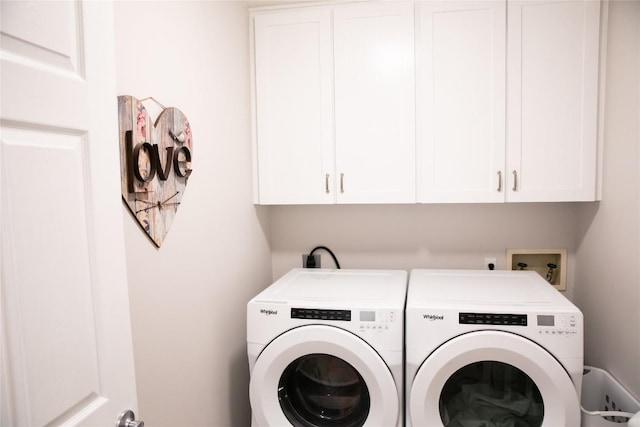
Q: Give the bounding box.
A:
[260,309,278,316]
[423,314,444,321]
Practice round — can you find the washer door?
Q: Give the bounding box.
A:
[250,325,399,426]
[409,331,580,427]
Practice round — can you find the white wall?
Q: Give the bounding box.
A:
[575,0,640,399]
[113,2,272,426]
[271,203,581,294]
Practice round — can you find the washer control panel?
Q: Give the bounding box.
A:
[358,310,396,332]
[291,308,351,321]
[290,307,398,333]
[536,313,579,336]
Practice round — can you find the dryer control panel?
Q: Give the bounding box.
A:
[459,312,527,326]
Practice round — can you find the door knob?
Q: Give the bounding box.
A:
[117,410,144,427]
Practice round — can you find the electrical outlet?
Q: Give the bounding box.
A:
[302,254,321,268]
[484,258,496,270]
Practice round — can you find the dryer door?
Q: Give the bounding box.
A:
[250,325,399,426]
[409,331,580,427]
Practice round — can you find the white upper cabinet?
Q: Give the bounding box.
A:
[252,8,334,204]
[251,2,415,205]
[252,0,605,205]
[417,0,604,203]
[417,1,506,203]
[506,0,602,202]
[334,2,416,203]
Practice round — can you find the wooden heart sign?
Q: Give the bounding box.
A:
[117,96,193,247]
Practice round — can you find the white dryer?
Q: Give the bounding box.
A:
[406,269,583,427]
[247,268,407,427]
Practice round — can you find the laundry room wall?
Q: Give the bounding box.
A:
[113,2,271,426]
[270,204,580,291]
[574,0,640,400]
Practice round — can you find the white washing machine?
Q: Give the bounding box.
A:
[406,269,584,427]
[247,268,407,427]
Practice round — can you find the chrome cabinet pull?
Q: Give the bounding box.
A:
[325,174,330,194]
[497,171,502,192]
[512,170,518,191]
[340,173,344,193]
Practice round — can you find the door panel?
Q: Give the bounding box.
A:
[507,0,601,201]
[2,129,103,427]
[417,1,506,203]
[253,8,335,204]
[334,2,416,203]
[1,1,138,425]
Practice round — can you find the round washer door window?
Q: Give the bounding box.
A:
[409,331,580,427]
[278,353,370,426]
[249,325,399,426]
[439,360,544,426]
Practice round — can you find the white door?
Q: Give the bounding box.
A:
[333,2,416,204]
[1,2,139,426]
[506,0,602,202]
[249,325,400,426]
[417,1,506,203]
[408,331,580,427]
[252,8,335,205]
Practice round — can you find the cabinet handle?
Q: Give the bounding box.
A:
[512,170,518,191]
[497,171,502,192]
[325,174,330,194]
[340,173,344,193]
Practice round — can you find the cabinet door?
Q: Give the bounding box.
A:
[417,1,506,203]
[507,0,601,202]
[253,9,334,204]
[334,2,416,204]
